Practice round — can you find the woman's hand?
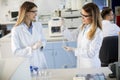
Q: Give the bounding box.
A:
[63,46,75,52]
[31,41,43,50]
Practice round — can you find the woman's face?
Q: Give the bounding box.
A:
[26,7,37,21]
[81,9,92,25]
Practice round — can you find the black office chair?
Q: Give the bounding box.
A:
[99,36,118,78]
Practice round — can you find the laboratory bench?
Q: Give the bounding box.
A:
[0,32,77,68]
[0,57,31,80]
[0,29,117,80]
[32,67,114,80]
[0,58,114,80]
[0,30,75,68]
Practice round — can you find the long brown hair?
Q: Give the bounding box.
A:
[81,3,102,40]
[15,1,37,27]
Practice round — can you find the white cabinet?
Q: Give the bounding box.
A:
[44,50,54,68]
[0,39,15,58]
[43,42,54,68]
[43,41,77,69]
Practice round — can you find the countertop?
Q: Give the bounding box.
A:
[0,59,113,80]
[0,57,31,80]
[32,67,112,80]
[0,21,16,25]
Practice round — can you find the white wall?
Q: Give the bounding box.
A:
[0,0,20,21]
[0,0,62,21]
[0,0,93,21]
[35,0,61,15]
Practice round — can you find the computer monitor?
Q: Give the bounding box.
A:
[10,11,18,21]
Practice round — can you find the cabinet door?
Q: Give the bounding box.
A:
[43,42,54,69]
[53,41,77,68]
[66,41,77,47]
[43,50,54,69]
[54,49,77,68]
[66,41,77,68]
[43,41,77,69]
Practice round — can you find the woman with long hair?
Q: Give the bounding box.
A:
[11,1,47,74]
[63,3,103,68]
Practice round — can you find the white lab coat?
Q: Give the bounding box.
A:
[63,24,103,68]
[102,20,120,37]
[11,22,47,69]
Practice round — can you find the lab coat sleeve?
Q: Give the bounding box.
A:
[11,28,32,57]
[102,21,120,37]
[74,29,103,58]
[114,24,120,34]
[38,22,46,48]
[62,27,80,41]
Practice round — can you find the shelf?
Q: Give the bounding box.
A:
[64,9,78,12]
[62,16,81,19]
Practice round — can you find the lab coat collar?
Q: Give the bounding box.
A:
[84,24,91,30]
[102,20,114,24]
[21,22,33,36]
[102,20,110,23]
[22,22,33,29]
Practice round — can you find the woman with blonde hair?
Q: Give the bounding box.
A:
[63,3,103,68]
[11,1,47,74]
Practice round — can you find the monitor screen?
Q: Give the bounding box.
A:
[11,11,18,18]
